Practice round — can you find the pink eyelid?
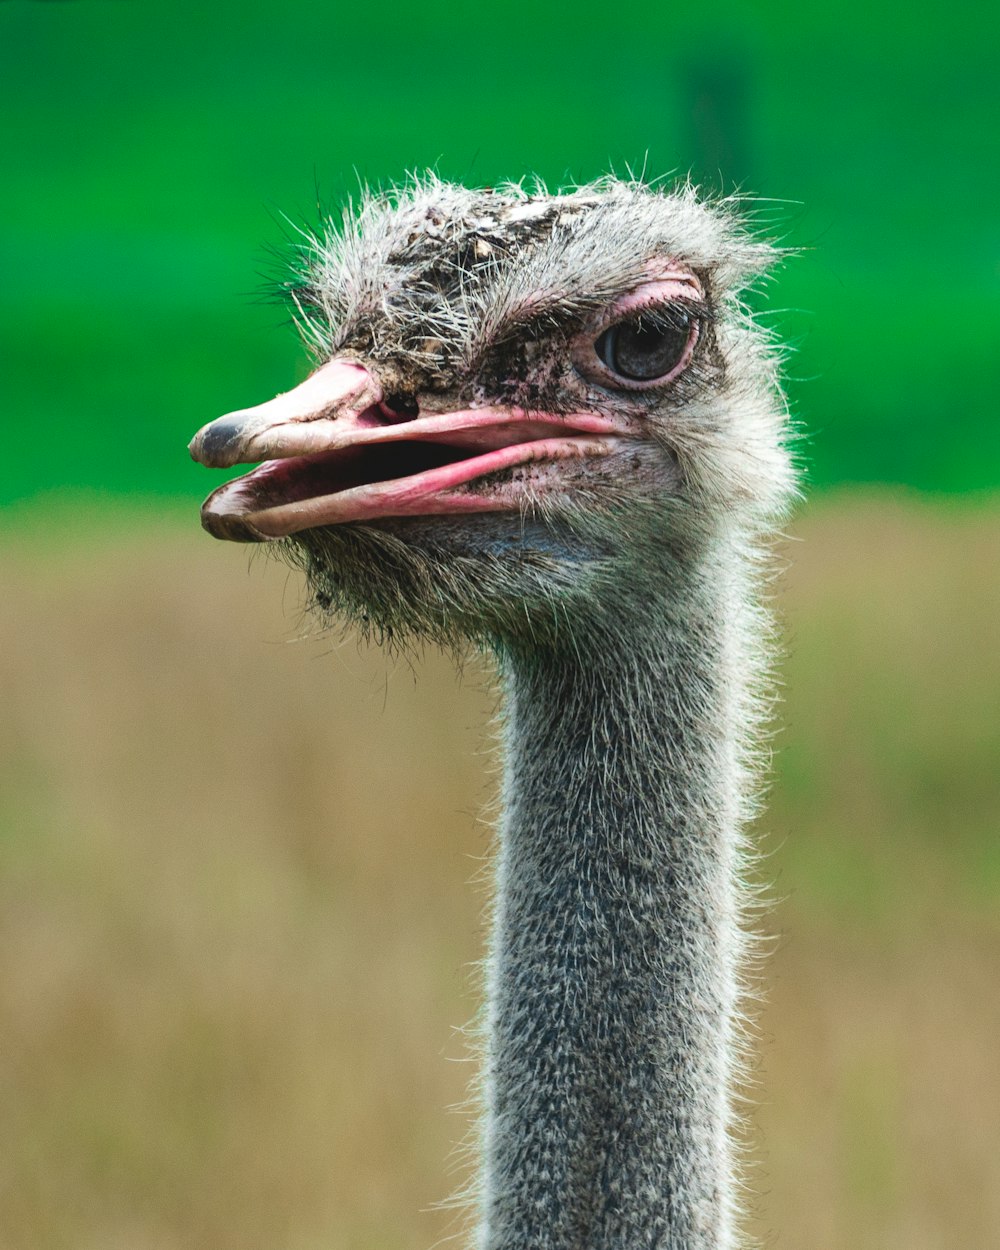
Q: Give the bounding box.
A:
[605,274,704,322]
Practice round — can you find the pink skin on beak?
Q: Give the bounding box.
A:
[189,359,631,542]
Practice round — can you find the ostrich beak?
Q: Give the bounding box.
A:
[189,358,629,542]
[188,360,383,469]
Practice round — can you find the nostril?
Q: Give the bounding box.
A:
[380,393,420,422]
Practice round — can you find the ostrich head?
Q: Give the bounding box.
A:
[190,177,793,648]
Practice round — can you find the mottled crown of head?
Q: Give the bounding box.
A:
[284,173,780,366]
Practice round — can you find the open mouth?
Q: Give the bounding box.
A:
[189,362,629,543]
[197,418,625,542]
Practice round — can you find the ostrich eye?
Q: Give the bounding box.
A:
[594,312,693,383]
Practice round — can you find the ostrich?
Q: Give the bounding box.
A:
[189,176,795,1250]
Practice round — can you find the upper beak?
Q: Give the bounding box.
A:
[188,360,383,468]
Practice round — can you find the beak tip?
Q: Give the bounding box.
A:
[189,417,247,469]
[200,499,273,543]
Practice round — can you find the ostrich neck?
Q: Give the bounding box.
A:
[479,552,749,1250]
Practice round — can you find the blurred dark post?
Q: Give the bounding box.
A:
[680,49,753,193]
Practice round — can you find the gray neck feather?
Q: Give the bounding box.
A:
[477,537,754,1250]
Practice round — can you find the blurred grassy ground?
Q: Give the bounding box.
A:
[0,491,998,1250]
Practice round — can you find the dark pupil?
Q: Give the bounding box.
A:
[597,315,690,382]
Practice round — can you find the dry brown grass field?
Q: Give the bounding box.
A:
[1,491,998,1250]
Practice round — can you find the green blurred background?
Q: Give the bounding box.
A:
[2,0,998,503]
[2,2,999,1249]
